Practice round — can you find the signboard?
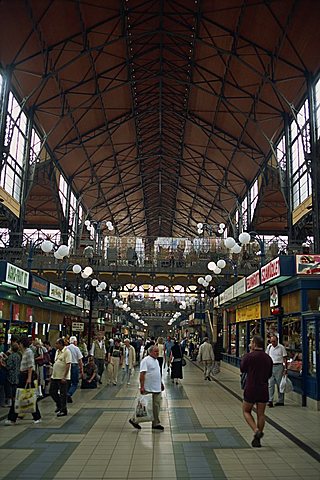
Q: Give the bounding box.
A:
[64,291,75,305]
[296,254,320,274]
[219,291,225,305]
[236,302,261,322]
[5,263,29,289]
[213,296,219,308]
[270,285,279,307]
[246,270,260,291]
[224,285,234,303]
[49,283,64,301]
[76,296,84,308]
[233,278,246,297]
[84,299,91,310]
[261,257,280,284]
[72,322,84,332]
[30,275,48,295]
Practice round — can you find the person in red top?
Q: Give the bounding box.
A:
[240,335,273,448]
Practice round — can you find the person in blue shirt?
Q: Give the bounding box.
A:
[164,336,174,373]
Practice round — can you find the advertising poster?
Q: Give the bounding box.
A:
[296,254,320,274]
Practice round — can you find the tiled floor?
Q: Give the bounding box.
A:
[0,361,319,479]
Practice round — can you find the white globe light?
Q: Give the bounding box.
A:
[219,223,225,229]
[108,224,114,231]
[86,226,91,231]
[217,259,226,269]
[197,277,205,285]
[217,229,223,234]
[118,301,123,307]
[81,271,89,278]
[207,261,216,271]
[91,279,99,287]
[57,244,69,257]
[197,223,203,229]
[96,286,103,292]
[114,299,119,305]
[100,282,107,290]
[202,281,209,287]
[83,266,93,276]
[224,237,236,249]
[127,306,131,311]
[205,274,212,282]
[84,220,91,227]
[231,243,242,254]
[54,251,63,260]
[72,264,82,274]
[213,266,221,274]
[179,305,184,309]
[41,240,53,253]
[123,303,128,309]
[239,232,251,245]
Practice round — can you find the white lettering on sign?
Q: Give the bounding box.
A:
[261,257,280,284]
[72,322,84,332]
[6,263,29,288]
[246,270,260,291]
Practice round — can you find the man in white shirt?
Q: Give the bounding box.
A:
[129,345,164,431]
[67,336,83,403]
[266,335,288,407]
[49,338,72,417]
[198,337,215,381]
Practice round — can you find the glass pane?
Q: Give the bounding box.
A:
[230,324,236,356]
[307,321,316,377]
[283,317,302,374]
[239,323,247,357]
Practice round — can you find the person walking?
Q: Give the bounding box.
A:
[121,339,136,385]
[240,335,273,448]
[129,345,165,431]
[49,338,71,417]
[170,339,184,385]
[5,343,21,408]
[67,336,83,403]
[6,337,41,425]
[108,338,122,385]
[164,336,174,373]
[266,335,288,407]
[90,332,107,384]
[198,337,215,381]
[156,337,165,374]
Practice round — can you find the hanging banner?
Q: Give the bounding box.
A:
[270,285,279,307]
[76,296,84,308]
[30,275,48,295]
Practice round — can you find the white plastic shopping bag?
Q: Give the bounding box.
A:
[279,375,293,394]
[133,394,153,423]
[15,387,37,414]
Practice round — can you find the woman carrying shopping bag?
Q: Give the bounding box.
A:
[6,337,41,425]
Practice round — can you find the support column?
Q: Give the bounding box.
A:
[307,75,320,251]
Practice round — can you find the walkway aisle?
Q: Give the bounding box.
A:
[0,361,319,480]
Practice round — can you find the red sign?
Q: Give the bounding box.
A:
[13,304,20,321]
[246,271,260,291]
[26,307,33,323]
[261,257,280,284]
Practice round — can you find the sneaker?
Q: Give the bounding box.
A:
[267,401,273,407]
[67,396,73,403]
[113,382,117,386]
[152,425,164,431]
[4,420,16,425]
[275,402,284,406]
[55,407,60,413]
[251,430,263,448]
[207,377,211,381]
[57,411,67,417]
[127,382,130,385]
[129,419,141,430]
[33,419,42,424]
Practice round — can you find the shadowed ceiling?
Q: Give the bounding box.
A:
[0,0,319,237]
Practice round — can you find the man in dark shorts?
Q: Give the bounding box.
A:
[240,335,273,448]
